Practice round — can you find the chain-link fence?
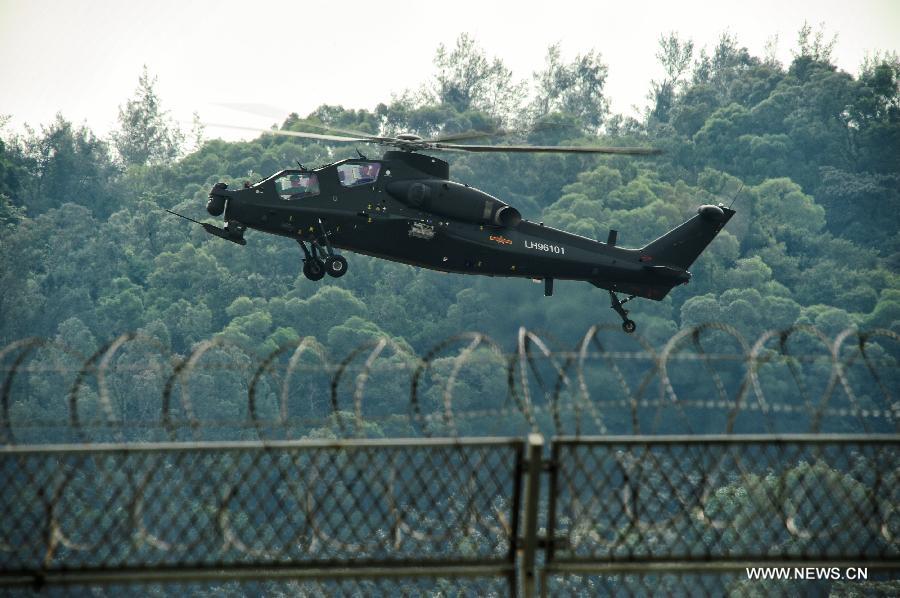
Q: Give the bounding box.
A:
[1,438,522,593]
[0,577,513,597]
[540,570,900,597]
[2,434,898,595]
[544,434,900,595]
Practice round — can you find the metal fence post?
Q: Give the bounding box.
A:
[541,438,560,598]
[521,433,543,598]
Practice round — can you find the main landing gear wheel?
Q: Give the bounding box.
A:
[303,258,325,281]
[609,290,638,334]
[325,255,348,278]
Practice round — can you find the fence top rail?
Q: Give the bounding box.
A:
[551,433,900,445]
[0,436,527,455]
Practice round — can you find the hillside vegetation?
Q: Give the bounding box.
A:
[1,31,897,437]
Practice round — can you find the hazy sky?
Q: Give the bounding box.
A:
[1,0,898,141]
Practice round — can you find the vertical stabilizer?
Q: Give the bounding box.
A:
[640,205,735,270]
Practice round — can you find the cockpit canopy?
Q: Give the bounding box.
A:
[274,171,319,199]
[337,162,381,187]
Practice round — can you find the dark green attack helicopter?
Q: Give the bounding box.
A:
[169,125,734,333]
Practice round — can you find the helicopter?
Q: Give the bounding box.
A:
[169,124,734,333]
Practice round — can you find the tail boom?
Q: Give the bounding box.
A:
[590,204,735,302]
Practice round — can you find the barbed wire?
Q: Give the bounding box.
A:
[1,324,897,444]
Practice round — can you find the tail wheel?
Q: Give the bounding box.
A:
[325,255,348,278]
[622,319,637,334]
[303,258,326,281]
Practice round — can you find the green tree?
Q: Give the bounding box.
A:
[793,22,837,63]
[648,32,694,124]
[0,194,25,230]
[531,43,610,132]
[0,129,24,201]
[10,114,117,216]
[852,54,900,175]
[692,32,759,102]
[113,66,183,167]
[864,289,900,332]
[431,34,524,125]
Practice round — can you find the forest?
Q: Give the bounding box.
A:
[1,28,897,440]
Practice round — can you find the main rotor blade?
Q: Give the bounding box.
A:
[209,108,389,140]
[204,122,662,155]
[301,121,384,139]
[425,129,499,143]
[204,123,380,143]
[288,120,385,140]
[432,143,663,155]
[212,102,288,120]
[424,122,576,144]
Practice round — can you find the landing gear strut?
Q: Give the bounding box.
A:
[298,219,348,281]
[609,291,637,334]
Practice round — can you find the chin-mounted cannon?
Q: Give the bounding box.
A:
[206,182,228,216]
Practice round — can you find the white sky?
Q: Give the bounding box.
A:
[1,0,898,141]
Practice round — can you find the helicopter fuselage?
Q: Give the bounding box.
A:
[205,151,732,308]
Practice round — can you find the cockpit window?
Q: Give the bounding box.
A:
[337,162,380,187]
[276,173,319,199]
